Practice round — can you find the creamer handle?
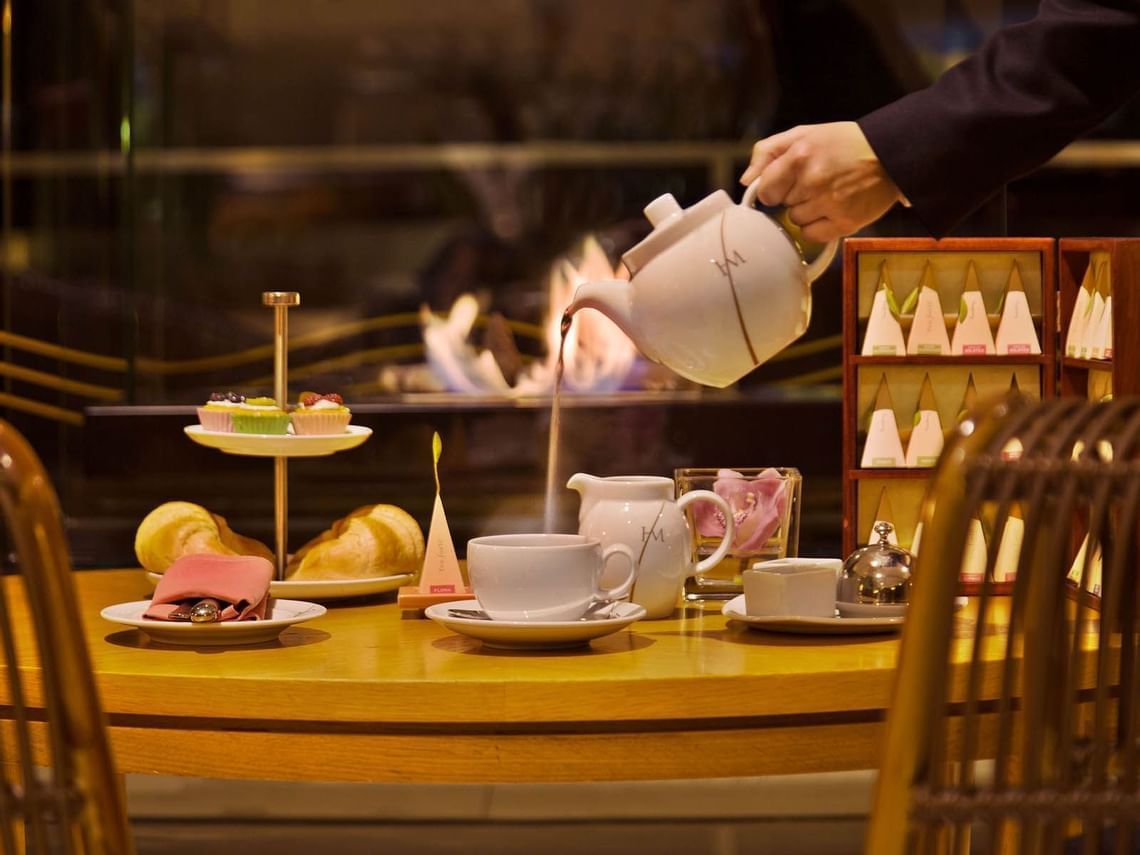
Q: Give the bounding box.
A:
[676,489,735,575]
[740,177,839,284]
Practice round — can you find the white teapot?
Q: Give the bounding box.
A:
[567,473,735,619]
[565,179,838,388]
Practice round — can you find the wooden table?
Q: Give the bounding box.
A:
[2,570,1009,784]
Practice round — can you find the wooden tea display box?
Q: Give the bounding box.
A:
[842,238,1056,595]
[1057,238,1140,610]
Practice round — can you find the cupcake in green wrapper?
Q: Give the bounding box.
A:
[230,397,291,435]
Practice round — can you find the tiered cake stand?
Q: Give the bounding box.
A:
[181,292,410,599]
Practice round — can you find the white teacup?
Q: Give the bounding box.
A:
[743,558,841,618]
[467,534,637,622]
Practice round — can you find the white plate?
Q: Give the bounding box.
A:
[100,599,327,646]
[145,571,411,601]
[835,601,908,618]
[184,424,371,457]
[424,599,646,649]
[722,595,903,634]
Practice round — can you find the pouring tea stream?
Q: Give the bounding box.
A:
[562,178,838,388]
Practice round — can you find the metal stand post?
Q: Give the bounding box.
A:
[263,291,300,581]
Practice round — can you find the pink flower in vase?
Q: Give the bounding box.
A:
[692,469,788,552]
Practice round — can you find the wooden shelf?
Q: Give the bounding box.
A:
[847,468,934,480]
[852,355,1048,366]
[1059,356,1113,371]
[842,238,1056,569]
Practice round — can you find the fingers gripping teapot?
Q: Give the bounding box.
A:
[565,179,838,388]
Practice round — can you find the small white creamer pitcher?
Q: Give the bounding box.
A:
[567,473,735,619]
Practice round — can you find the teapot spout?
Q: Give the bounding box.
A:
[566,472,603,495]
[566,279,637,344]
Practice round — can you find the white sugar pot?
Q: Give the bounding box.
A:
[565,179,838,388]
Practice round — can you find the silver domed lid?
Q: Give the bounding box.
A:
[838,522,914,605]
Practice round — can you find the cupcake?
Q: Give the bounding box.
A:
[197,391,245,433]
[230,397,291,435]
[290,392,351,435]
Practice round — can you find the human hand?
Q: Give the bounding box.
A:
[740,121,904,242]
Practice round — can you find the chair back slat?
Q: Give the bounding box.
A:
[868,397,1140,855]
[0,420,132,854]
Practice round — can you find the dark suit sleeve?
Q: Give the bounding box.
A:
[858,0,1140,237]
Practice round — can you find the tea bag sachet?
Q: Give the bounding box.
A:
[906,261,951,355]
[398,431,473,611]
[1000,375,1024,460]
[1067,534,1103,597]
[956,373,979,425]
[905,373,943,468]
[861,374,905,468]
[1065,260,1096,357]
[1088,368,1113,402]
[861,261,907,355]
[993,502,1024,583]
[959,517,989,586]
[951,261,995,355]
[994,261,1041,355]
[1085,258,1113,359]
[867,487,899,545]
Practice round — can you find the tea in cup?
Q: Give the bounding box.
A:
[467,534,637,622]
[743,558,840,618]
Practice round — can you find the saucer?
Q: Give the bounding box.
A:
[723,595,902,635]
[424,599,646,649]
[835,601,908,619]
[101,599,326,646]
[145,571,411,602]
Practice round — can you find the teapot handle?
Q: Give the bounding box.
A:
[740,177,839,284]
[676,490,735,575]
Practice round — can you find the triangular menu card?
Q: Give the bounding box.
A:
[993,503,1023,582]
[905,373,944,468]
[994,261,1041,355]
[861,261,907,355]
[1065,260,1096,357]
[398,431,473,611]
[951,261,995,355]
[861,374,905,468]
[867,487,899,545]
[906,262,951,355]
[959,517,988,585]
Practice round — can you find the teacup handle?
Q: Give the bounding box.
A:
[676,490,735,575]
[597,543,638,601]
[740,176,839,284]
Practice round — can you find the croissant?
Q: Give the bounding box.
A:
[134,501,273,573]
[286,503,424,580]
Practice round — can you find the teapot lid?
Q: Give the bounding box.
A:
[622,191,734,276]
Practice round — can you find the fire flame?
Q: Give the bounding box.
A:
[421,235,638,395]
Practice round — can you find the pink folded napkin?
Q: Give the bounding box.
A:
[144,554,274,621]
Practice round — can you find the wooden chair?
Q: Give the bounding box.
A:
[867,396,1140,854]
[0,420,132,853]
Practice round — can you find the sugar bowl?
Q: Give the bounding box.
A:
[838,522,913,616]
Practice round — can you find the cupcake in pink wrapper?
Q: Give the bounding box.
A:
[196,391,245,433]
[290,392,351,435]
